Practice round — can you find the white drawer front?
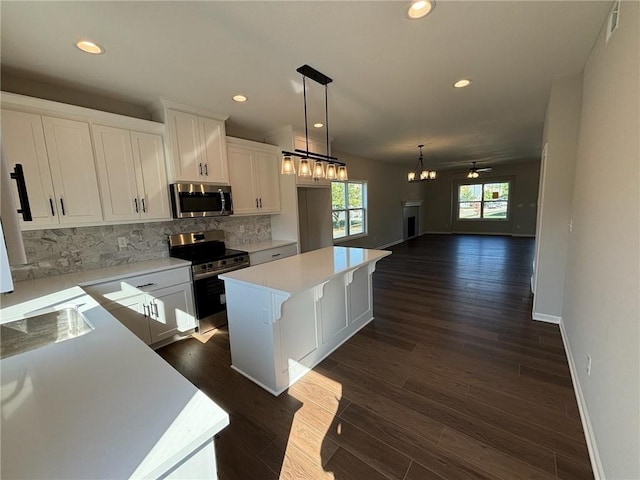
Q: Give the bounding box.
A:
[84,267,191,304]
[249,244,297,266]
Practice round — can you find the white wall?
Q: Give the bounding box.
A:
[533,74,583,321]
[562,2,639,478]
[424,160,540,236]
[332,150,427,249]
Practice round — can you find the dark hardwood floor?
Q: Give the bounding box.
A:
[157,234,593,480]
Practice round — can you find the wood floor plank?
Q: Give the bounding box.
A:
[323,448,390,480]
[157,234,593,479]
[331,363,558,474]
[555,453,595,480]
[438,427,557,480]
[466,385,586,441]
[340,403,497,480]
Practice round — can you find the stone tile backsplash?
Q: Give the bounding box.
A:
[12,216,271,281]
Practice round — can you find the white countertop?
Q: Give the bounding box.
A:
[228,239,296,254]
[0,287,229,479]
[220,246,391,295]
[1,257,191,309]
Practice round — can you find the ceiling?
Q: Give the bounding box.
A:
[0,1,610,170]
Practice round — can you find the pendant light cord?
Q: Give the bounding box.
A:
[303,75,309,153]
[325,84,330,157]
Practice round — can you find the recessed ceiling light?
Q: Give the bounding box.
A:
[76,40,104,55]
[232,94,248,102]
[407,0,435,19]
[313,123,324,128]
[453,79,471,88]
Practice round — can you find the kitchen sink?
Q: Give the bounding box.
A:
[0,307,94,359]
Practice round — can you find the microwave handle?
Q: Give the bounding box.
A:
[219,188,225,215]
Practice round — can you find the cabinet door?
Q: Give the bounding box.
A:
[148,284,196,343]
[199,117,229,184]
[167,110,203,182]
[92,125,141,222]
[2,110,59,228]
[131,131,170,220]
[42,116,103,225]
[108,297,152,345]
[254,151,281,213]
[228,146,258,215]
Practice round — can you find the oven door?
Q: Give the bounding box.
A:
[170,183,232,218]
[193,274,228,332]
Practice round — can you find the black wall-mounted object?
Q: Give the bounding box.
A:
[10,164,32,222]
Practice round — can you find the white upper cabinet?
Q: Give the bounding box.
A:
[199,116,229,184]
[2,110,57,228]
[41,117,103,225]
[93,125,170,222]
[166,109,229,184]
[227,137,280,215]
[131,131,171,220]
[2,109,103,229]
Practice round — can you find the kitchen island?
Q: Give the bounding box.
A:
[0,285,228,479]
[220,246,391,395]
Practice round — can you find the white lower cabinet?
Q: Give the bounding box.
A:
[85,266,196,346]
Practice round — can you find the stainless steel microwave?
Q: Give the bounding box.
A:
[170,183,232,218]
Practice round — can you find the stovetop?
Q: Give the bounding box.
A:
[167,230,250,277]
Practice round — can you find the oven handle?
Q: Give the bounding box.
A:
[193,264,250,281]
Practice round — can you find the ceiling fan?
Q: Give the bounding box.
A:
[467,161,492,178]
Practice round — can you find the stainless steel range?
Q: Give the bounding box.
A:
[168,230,249,332]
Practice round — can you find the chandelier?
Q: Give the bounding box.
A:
[407,144,436,182]
[281,65,347,180]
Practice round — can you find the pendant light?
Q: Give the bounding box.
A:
[326,163,337,179]
[313,160,326,179]
[280,65,348,180]
[299,158,312,177]
[281,155,296,175]
[408,144,436,182]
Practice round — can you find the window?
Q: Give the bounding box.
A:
[458,181,510,220]
[332,181,367,240]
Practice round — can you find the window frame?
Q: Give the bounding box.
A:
[331,180,368,242]
[457,180,511,221]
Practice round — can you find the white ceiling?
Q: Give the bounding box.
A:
[0,1,610,169]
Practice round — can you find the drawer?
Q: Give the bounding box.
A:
[249,244,297,266]
[84,267,191,305]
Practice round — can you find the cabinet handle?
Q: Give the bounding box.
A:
[141,198,146,213]
[135,282,156,288]
[256,198,259,208]
[59,198,65,216]
[199,163,203,175]
[49,198,55,216]
[143,304,149,318]
[153,302,159,317]
[259,198,262,208]
[204,163,208,176]
[271,253,281,257]
[134,198,139,213]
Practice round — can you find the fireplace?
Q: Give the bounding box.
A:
[402,201,422,240]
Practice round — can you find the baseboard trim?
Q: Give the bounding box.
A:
[559,321,605,479]
[532,312,562,324]
[377,239,404,249]
[423,231,452,234]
